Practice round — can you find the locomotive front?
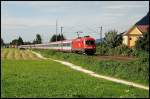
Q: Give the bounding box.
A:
[84,36,96,55]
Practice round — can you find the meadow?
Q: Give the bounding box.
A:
[1,48,149,98]
[33,49,149,86]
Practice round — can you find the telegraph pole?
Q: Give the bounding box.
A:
[56,19,58,42]
[98,26,102,42]
[100,26,102,42]
[60,26,64,41]
[98,26,102,55]
[60,26,63,50]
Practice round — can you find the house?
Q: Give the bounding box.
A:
[123,12,149,47]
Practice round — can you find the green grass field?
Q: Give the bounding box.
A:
[33,49,149,86]
[1,48,149,98]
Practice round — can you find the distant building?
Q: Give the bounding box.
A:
[123,12,149,47]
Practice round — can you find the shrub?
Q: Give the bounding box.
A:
[135,30,149,52]
[103,30,123,48]
[131,48,149,58]
[97,44,134,56]
[96,43,109,55]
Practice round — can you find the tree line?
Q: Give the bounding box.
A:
[1,33,66,47]
[1,30,149,52]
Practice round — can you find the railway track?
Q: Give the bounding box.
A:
[94,54,137,61]
[79,53,137,61]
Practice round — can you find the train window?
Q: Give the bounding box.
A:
[63,43,69,46]
[86,40,95,45]
[55,44,57,47]
[63,43,66,46]
[67,43,70,46]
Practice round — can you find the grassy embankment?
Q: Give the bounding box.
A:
[1,48,149,98]
[33,49,149,86]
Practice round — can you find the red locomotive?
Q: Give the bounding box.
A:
[72,36,96,54]
[19,36,96,55]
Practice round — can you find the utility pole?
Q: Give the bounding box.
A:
[60,26,64,40]
[98,26,102,42]
[60,26,63,50]
[98,26,102,55]
[56,19,58,42]
[100,26,102,42]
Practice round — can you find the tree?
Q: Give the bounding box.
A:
[33,39,37,44]
[50,34,66,42]
[1,38,5,46]
[135,28,149,52]
[24,41,32,45]
[50,34,56,42]
[60,34,66,41]
[10,37,24,46]
[17,36,24,45]
[34,34,42,44]
[114,33,123,47]
[103,30,122,48]
[10,39,18,45]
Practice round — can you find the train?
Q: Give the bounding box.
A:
[18,36,96,55]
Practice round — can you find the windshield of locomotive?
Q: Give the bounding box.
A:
[85,40,95,45]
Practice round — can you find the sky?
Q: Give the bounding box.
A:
[1,1,149,43]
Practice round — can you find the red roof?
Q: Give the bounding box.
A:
[136,25,149,33]
[123,12,149,36]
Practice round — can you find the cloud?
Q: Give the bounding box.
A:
[1,1,149,43]
[1,16,57,29]
[104,5,147,9]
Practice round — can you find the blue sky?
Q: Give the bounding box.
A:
[1,1,149,43]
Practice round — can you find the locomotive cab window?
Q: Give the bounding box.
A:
[85,40,95,45]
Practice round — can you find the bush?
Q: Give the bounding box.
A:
[97,44,133,56]
[131,48,149,58]
[135,31,149,52]
[96,43,109,55]
[103,30,123,48]
[96,43,149,58]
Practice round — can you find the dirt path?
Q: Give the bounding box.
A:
[31,51,149,91]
